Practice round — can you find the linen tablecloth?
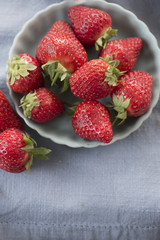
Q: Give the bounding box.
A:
[0,0,160,239]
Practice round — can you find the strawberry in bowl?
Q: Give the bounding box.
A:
[7,53,44,93]
[99,37,143,72]
[72,100,113,143]
[69,58,125,100]
[36,20,88,92]
[110,71,153,124]
[20,88,64,123]
[68,5,117,50]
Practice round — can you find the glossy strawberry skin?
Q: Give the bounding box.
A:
[99,37,142,72]
[8,53,44,93]
[69,59,114,100]
[27,88,64,123]
[72,100,113,143]
[68,6,112,46]
[0,90,23,132]
[36,20,88,73]
[112,71,153,117]
[0,128,28,173]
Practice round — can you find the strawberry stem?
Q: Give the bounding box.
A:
[95,27,118,51]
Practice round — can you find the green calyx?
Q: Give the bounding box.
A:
[95,27,118,51]
[64,101,80,116]
[22,133,51,174]
[6,55,37,84]
[42,60,71,93]
[100,56,126,86]
[20,91,40,119]
[111,93,130,125]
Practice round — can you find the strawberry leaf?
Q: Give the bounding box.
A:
[27,64,37,71]
[33,154,50,160]
[25,155,33,175]
[42,60,70,93]
[95,27,118,51]
[100,55,120,68]
[20,91,40,119]
[23,134,34,146]
[32,147,51,155]
[111,94,130,125]
[58,74,70,94]
[21,145,34,152]
[105,65,126,86]
[6,55,37,84]
[21,133,51,174]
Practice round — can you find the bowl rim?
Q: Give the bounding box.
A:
[8,0,160,148]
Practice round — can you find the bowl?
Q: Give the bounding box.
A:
[8,0,160,148]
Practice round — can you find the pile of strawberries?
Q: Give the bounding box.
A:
[0,5,153,173]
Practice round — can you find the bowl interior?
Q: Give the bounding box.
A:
[8,0,160,148]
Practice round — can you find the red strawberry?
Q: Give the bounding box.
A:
[111,71,153,124]
[0,128,51,173]
[0,90,23,132]
[69,58,125,100]
[68,5,117,50]
[20,87,64,123]
[36,20,88,92]
[7,53,44,93]
[99,37,142,72]
[72,100,113,143]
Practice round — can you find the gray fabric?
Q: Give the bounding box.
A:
[0,0,160,239]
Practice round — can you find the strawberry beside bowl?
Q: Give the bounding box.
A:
[7,0,160,148]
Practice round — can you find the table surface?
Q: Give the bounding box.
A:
[0,0,160,240]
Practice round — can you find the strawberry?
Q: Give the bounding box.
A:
[7,53,44,93]
[20,87,64,123]
[99,37,142,72]
[0,90,23,132]
[72,100,113,143]
[69,58,125,100]
[36,20,88,92]
[0,128,51,173]
[111,71,153,124]
[68,5,117,50]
